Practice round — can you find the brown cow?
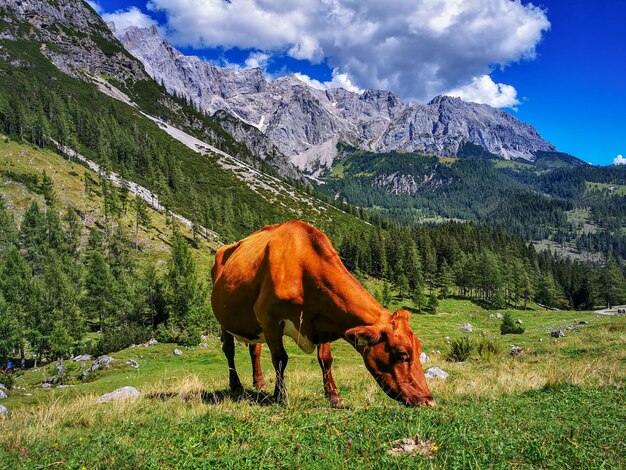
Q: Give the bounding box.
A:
[211,220,434,406]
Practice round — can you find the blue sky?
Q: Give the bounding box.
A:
[92,0,625,166]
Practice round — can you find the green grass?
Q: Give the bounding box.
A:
[1,299,624,468]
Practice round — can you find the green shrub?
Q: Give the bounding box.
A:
[500,313,525,335]
[0,373,14,390]
[447,337,473,362]
[425,292,439,314]
[92,325,152,355]
[477,337,503,360]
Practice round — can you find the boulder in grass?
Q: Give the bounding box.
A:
[126,359,140,369]
[97,386,140,403]
[495,313,503,319]
[516,319,523,324]
[0,390,7,400]
[424,367,449,380]
[147,338,158,346]
[459,323,473,332]
[0,383,7,391]
[0,404,7,415]
[419,352,430,364]
[551,330,565,338]
[74,354,92,362]
[174,349,183,356]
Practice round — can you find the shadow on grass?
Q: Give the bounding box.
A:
[147,388,275,406]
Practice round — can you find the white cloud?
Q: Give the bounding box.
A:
[445,75,520,109]
[85,1,102,14]
[244,52,271,70]
[293,70,362,93]
[102,7,157,31]
[145,0,550,102]
[614,155,626,165]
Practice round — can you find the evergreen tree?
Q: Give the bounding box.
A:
[164,233,208,339]
[40,170,55,206]
[436,259,454,299]
[82,236,116,332]
[381,279,392,308]
[133,196,151,250]
[0,293,20,362]
[425,292,439,314]
[599,257,626,308]
[0,196,18,258]
[536,271,559,308]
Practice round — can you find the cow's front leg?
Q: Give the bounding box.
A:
[221,329,243,394]
[249,343,266,390]
[265,327,289,405]
[317,342,342,406]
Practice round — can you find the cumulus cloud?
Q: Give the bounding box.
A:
[614,155,626,165]
[145,0,550,102]
[244,52,271,70]
[445,75,520,109]
[293,70,363,94]
[102,6,157,31]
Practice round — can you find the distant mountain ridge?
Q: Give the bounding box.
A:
[115,24,561,177]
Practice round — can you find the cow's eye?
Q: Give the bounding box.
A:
[396,351,410,363]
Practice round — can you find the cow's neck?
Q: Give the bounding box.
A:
[320,261,389,329]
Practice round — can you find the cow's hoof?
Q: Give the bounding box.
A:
[328,395,343,408]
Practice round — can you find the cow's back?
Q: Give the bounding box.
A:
[210,221,341,345]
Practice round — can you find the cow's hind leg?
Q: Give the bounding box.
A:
[249,343,266,390]
[264,327,289,405]
[221,329,243,394]
[317,343,342,406]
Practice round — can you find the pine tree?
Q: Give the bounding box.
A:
[599,257,626,308]
[425,292,439,314]
[0,196,18,258]
[165,233,207,341]
[82,239,116,332]
[437,259,454,299]
[0,293,20,362]
[381,280,392,308]
[40,170,55,206]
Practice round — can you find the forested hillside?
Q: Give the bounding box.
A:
[324,144,626,261]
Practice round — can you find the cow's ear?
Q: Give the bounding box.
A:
[345,326,381,347]
[393,310,411,322]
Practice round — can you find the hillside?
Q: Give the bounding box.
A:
[322,144,626,261]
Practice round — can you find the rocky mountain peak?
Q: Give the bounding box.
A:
[113,21,559,175]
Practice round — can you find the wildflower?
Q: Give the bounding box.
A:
[433,445,439,452]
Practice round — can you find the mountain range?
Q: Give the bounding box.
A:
[114,24,564,178]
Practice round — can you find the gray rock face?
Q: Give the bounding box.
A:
[424,367,449,380]
[0,404,7,415]
[97,386,140,403]
[0,0,146,82]
[115,25,557,176]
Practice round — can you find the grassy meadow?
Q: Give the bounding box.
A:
[1,298,624,469]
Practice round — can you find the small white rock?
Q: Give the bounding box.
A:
[97,386,140,403]
[419,352,430,364]
[516,319,523,324]
[460,323,473,332]
[424,367,449,380]
[0,390,7,400]
[495,313,503,319]
[0,384,7,391]
[0,404,7,415]
[174,349,183,356]
[147,338,158,346]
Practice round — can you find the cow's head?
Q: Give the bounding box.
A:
[346,310,434,407]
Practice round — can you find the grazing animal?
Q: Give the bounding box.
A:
[211,220,434,406]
